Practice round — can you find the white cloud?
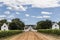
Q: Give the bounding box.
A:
[7,14,15,19]
[4,11,10,14]
[41,11,52,14]
[31,16,36,18]
[0,14,16,20]
[31,16,42,18]
[31,0,60,8]
[0,15,6,20]
[0,0,27,11]
[0,15,6,17]
[16,12,20,15]
[7,7,12,10]
[22,19,28,21]
[11,5,26,11]
[43,15,51,18]
[31,15,51,18]
[36,16,43,18]
[0,0,60,11]
[25,14,30,17]
[0,4,3,7]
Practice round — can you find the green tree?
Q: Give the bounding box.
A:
[58,22,60,26]
[36,19,52,29]
[9,18,25,30]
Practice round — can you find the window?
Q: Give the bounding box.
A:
[4,26,6,27]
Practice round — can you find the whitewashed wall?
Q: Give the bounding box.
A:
[1,23,9,31]
[52,23,59,29]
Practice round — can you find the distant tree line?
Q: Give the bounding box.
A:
[36,19,60,29]
[0,18,25,30]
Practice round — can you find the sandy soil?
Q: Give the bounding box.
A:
[1,31,60,40]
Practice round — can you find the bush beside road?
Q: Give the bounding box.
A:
[0,30,23,38]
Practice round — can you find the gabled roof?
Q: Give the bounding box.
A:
[1,23,9,27]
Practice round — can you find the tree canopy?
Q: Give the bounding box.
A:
[9,18,25,30]
[36,19,52,29]
[0,18,25,30]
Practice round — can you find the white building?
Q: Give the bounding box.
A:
[1,23,9,31]
[52,23,59,29]
[24,26,37,32]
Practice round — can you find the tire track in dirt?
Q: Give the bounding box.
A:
[28,32,35,40]
[8,31,59,40]
[9,32,27,40]
[33,32,49,40]
[34,32,58,40]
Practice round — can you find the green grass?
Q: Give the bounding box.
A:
[38,29,60,35]
[0,30,23,38]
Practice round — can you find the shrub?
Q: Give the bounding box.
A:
[0,30,23,38]
[38,29,60,35]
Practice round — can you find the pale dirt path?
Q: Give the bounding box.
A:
[4,31,60,40]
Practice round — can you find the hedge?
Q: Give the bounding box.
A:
[38,29,60,35]
[0,30,23,38]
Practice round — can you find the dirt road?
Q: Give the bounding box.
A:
[6,31,60,40]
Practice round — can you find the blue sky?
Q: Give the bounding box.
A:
[0,0,60,25]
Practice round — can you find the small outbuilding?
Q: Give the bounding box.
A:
[24,26,37,32]
[52,23,59,29]
[1,23,9,31]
